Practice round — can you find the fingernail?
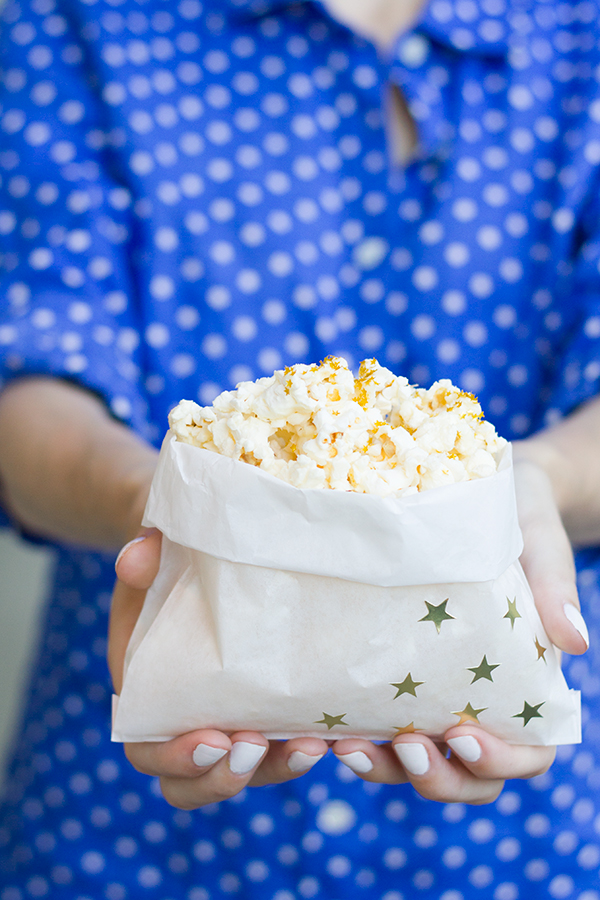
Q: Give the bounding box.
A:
[394,742,429,776]
[115,534,147,569]
[287,751,325,773]
[192,743,228,768]
[564,603,589,648]
[229,742,267,775]
[447,734,481,763]
[335,750,373,774]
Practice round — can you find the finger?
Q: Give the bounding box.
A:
[128,732,330,787]
[249,737,330,785]
[443,727,555,780]
[124,729,233,778]
[392,736,505,805]
[157,732,270,810]
[115,528,162,590]
[107,577,147,692]
[109,530,162,692]
[331,739,409,784]
[514,460,588,654]
[519,509,582,649]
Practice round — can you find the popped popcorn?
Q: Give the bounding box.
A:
[168,357,507,498]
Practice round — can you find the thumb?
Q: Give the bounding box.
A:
[515,460,588,655]
[109,529,162,693]
[115,527,162,590]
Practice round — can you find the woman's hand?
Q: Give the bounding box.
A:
[109,531,329,810]
[109,437,590,809]
[512,452,589,653]
[329,447,589,803]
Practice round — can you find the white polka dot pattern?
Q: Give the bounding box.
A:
[2,0,600,898]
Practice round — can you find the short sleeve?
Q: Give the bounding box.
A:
[0,0,149,434]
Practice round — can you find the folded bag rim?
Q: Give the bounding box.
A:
[142,434,523,587]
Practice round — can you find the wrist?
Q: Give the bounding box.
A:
[0,377,158,550]
[512,396,600,548]
[85,415,158,548]
[512,437,577,539]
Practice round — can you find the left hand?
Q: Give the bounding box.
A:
[110,529,330,809]
[330,448,589,803]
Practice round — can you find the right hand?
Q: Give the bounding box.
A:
[108,530,330,809]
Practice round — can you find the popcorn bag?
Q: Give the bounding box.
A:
[111,360,580,746]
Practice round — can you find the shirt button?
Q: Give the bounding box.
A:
[397,34,430,68]
[353,237,389,270]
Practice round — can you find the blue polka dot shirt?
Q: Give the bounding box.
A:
[1,1,600,898]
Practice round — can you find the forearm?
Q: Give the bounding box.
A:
[513,394,600,547]
[0,377,158,550]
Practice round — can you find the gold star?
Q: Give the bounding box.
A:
[390,673,424,698]
[467,655,500,683]
[392,722,416,735]
[534,636,547,662]
[452,702,487,725]
[314,712,349,730]
[513,701,544,726]
[419,598,455,633]
[504,597,521,629]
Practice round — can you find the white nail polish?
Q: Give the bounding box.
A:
[115,534,147,569]
[394,742,429,776]
[287,751,325,773]
[336,750,373,774]
[564,603,590,648]
[228,742,267,775]
[447,734,481,763]
[192,743,228,768]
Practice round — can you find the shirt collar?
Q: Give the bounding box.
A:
[222,0,529,161]
[224,0,518,59]
[417,0,549,60]
[224,0,298,19]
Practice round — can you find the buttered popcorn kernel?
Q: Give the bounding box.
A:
[168,357,507,497]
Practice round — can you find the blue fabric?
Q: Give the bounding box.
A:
[1,1,600,897]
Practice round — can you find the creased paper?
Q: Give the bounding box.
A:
[112,436,580,746]
[141,434,522,586]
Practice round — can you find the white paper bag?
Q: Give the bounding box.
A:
[111,435,580,745]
